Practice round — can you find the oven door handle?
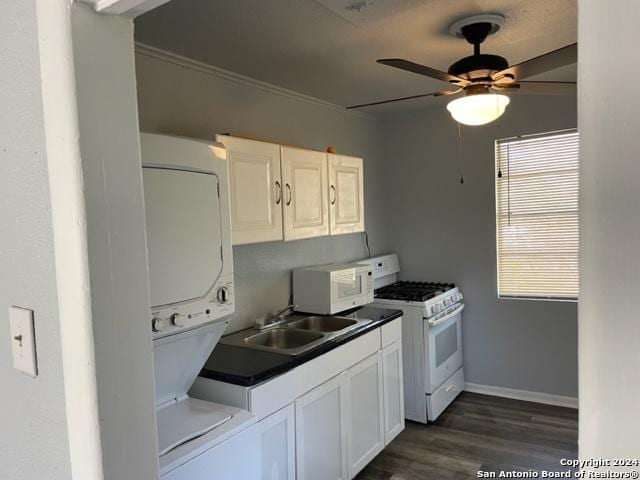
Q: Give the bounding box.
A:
[426,303,465,328]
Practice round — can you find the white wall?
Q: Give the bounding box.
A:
[71,5,159,479]
[1,2,159,479]
[0,2,72,478]
[579,0,640,459]
[135,46,391,332]
[382,96,578,398]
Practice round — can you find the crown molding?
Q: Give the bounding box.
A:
[134,43,374,120]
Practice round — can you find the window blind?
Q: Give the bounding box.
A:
[495,130,579,300]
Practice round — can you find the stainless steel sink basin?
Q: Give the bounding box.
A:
[244,328,323,349]
[220,313,374,356]
[287,315,359,333]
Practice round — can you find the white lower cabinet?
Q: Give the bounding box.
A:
[258,404,296,480]
[295,373,349,480]
[191,318,405,480]
[295,352,388,480]
[345,352,384,478]
[382,341,405,445]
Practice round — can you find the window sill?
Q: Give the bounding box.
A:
[498,295,578,303]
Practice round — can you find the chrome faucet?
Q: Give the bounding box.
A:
[255,304,297,330]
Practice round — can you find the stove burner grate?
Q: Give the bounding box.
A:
[374,281,455,302]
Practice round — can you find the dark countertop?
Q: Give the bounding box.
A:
[199,306,403,387]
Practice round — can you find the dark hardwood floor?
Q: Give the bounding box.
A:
[356,392,578,480]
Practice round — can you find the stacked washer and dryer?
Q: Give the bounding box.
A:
[140,133,259,479]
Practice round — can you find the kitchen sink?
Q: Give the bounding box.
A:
[244,328,323,349]
[287,315,360,333]
[220,313,374,356]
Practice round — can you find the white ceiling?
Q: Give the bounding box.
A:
[135,0,577,115]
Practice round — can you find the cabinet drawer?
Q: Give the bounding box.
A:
[250,369,297,420]
[295,329,380,398]
[426,367,464,421]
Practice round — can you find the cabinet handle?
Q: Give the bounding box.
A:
[330,185,336,205]
[285,183,292,206]
[275,181,282,205]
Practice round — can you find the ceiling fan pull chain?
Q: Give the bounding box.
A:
[496,103,503,179]
[458,122,464,184]
[507,140,511,226]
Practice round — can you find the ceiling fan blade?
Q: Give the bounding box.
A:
[493,81,576,96]
[491,84,520,92]
[346,88,462,110]
[492,43,577,81]
[433,88,463,97]
[378,58,468,85]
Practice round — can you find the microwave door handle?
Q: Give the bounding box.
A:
[426,303,465,328]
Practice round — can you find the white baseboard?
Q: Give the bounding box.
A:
[464,382,578,409]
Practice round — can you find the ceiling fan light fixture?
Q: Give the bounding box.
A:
[446,92,510,126]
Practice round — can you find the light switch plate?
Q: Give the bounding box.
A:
[9,306,38,377]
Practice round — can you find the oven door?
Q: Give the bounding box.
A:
[424,303,464,393]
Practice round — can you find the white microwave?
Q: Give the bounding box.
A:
[293,262,374,315]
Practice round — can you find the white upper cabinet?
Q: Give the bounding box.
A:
[218,136,364,244]
[328,154,364,235]
[281,146,329,241]
[217,135,284,245]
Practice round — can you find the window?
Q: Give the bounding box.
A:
[495,129,579,300]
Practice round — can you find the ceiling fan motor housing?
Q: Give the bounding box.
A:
[448,21,509,82]
[448,54,508,81]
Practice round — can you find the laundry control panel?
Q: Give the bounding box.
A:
[151,272,234,339]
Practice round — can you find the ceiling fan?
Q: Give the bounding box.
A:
[347,14,577,125]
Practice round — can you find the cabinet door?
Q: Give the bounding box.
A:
[258,404,296,480]
[328,154,364,235]
[217,135,283,245]
[281,146,329,241]
[295,373,348,480]
[345,352,384,479]
[382,341,405,445]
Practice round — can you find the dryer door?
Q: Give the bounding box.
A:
[143,167,223,308]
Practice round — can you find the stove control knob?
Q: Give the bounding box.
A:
[170,313,185,327]
[216,286,229,304]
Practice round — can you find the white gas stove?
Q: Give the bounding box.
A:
[364,254,465,423]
